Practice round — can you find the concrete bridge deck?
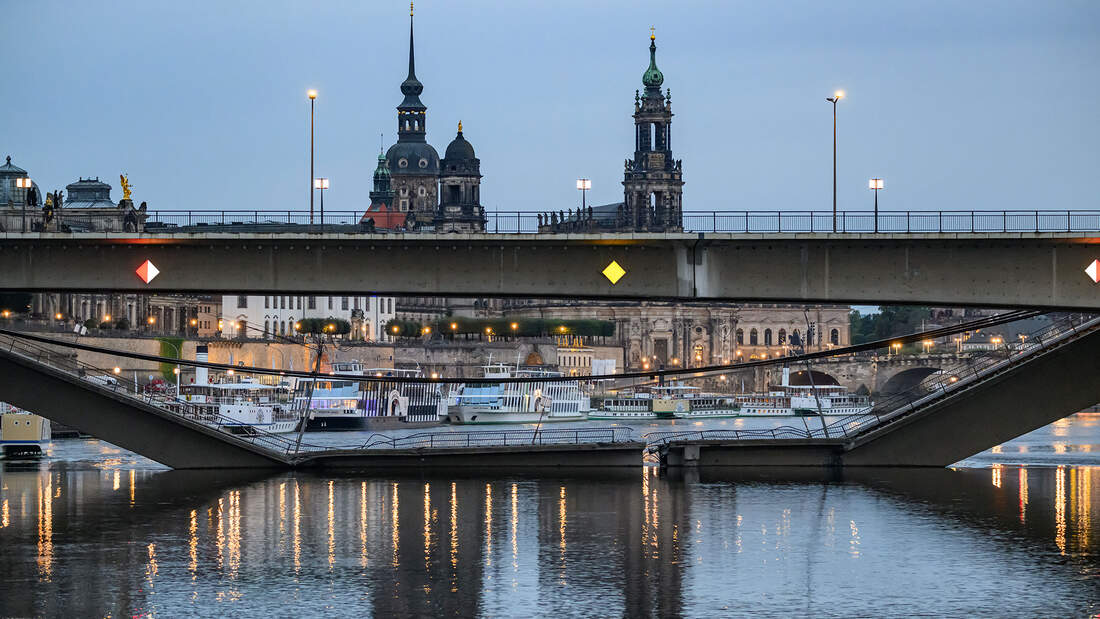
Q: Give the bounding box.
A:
[1,231,1098,309]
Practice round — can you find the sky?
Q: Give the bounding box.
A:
[3,1,1098,216]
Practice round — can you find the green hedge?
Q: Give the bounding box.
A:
[385,317,615,338]
[157,337,184,381]
[295,317,351,335]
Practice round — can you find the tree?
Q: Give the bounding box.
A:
[295,317,351,335]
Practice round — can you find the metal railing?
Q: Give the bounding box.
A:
[123,209,1100,235]
[645,313,1100,448]
[330,426,636,451]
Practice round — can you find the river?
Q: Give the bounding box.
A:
[0,414,1097,616]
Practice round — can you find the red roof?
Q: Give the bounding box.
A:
[360,203,407,229]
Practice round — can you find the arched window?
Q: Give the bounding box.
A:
[792,329,801,346]
[778,329,787,345]
[264,320,270,338]
[736,329,744,345]
[280,321,286,336]
[764,329,773,346]
[831,329,840,346]
[749,329,759,346]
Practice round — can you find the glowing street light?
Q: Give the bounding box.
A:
[576,178,591,210]
[869,178,884,232]
[112,366,121,374]
[450,322,458,331]
[147,316,156,325]
[314,177,329,227]
[421,326,431,335]
[55,313,63,320]
[921,339,933,353]
[825,90,844,232]
[308,89,318,225]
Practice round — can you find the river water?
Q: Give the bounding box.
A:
[1,415,1098,617]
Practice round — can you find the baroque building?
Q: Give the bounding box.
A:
[381,5,485,232]
[539,31,683,233]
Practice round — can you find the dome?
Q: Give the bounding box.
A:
[385,141,440,176]
[444,126,475,161]
[642,37,664,89]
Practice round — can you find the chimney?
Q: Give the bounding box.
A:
[782,366,790,387]
[195,345,209,386]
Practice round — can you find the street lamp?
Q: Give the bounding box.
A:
[869,178,884,232]
[576,178,591,211]
[15,177,32,232]
[307,89,318,225]
[890,342,902,356]
[314,177,329,227]
[825,91,844,232]
[922,339,933,353]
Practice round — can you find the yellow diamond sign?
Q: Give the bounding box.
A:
[602,260,626,285]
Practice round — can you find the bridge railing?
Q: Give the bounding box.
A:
[299,426,637,451]
[128,209,1100,235]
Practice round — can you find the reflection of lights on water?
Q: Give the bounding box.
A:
[991,445,1003,454]
[450,482,458,585]
[279,483,286,535]
[1,499,8,527]
[849,520,861,558]
[735,514,743,553]
[391,482,400,569]
[130,470,135,506]
[328,481,336,571]
[113,470,120,491]
[146,543,158,592]
[992,464,1002,488]
[189,509,198,580]
[1055,466,1066,555]
[559,486,567,585]
[293,482,302,573]
[37,474,53,580]
[361,482,368,569]
[424,482,432,580]
[216,497,225,571]
[1079,468,1092,550]
[1019,468,1028,524]
[511,483,519,575]
[485,484,493,567]
[1054,443,1067,454]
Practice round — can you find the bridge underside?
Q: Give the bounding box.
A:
[0,349,288,469]
[0,232,1098,309]
[662,327,1100,467]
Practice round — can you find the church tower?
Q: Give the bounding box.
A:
[622,30,683,231]
[385,3,441,229]
[436,121,486,232]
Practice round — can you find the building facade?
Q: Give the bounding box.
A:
[220,295,395,342]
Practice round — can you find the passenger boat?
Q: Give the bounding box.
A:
[589,385,741,420]
[176,344,298,434]
[178,379,299,434]
[733,368,873,416]
[297,362,446,431]
[445,364,589,425]
[0,404,51,457]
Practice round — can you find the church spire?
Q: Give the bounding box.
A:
[642,27,664,95]
[397,2,427,141]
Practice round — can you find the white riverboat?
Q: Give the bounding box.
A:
[445,364,589,425]
[733,368,873,416]
[589,385,742,420]
[179,379,299,434]
[297,362,446,431]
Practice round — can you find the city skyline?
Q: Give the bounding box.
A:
[3,0,1097,216]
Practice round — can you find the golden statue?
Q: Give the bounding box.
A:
[119,174,132,201]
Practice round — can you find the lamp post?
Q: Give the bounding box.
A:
[576,178,591,211]
[869,178,884,232]
[308,89,317,225]
[314,178,329,227]
[825,91,843,232]
[15,177,32,232]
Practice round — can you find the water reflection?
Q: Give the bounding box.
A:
[0,463,1097,616]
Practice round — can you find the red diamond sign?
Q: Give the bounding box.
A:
[136,259,160,284]
[1087,260,1100,284]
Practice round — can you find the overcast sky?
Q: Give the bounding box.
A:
[3,1,1097,216]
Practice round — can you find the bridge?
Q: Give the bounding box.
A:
[1,209,1099,309]
[652,314,1100,467]
[0,311,1096,470]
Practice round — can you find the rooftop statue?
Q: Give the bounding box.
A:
[119,174,132,201]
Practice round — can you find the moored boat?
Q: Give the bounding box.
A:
[446,364,589,425]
